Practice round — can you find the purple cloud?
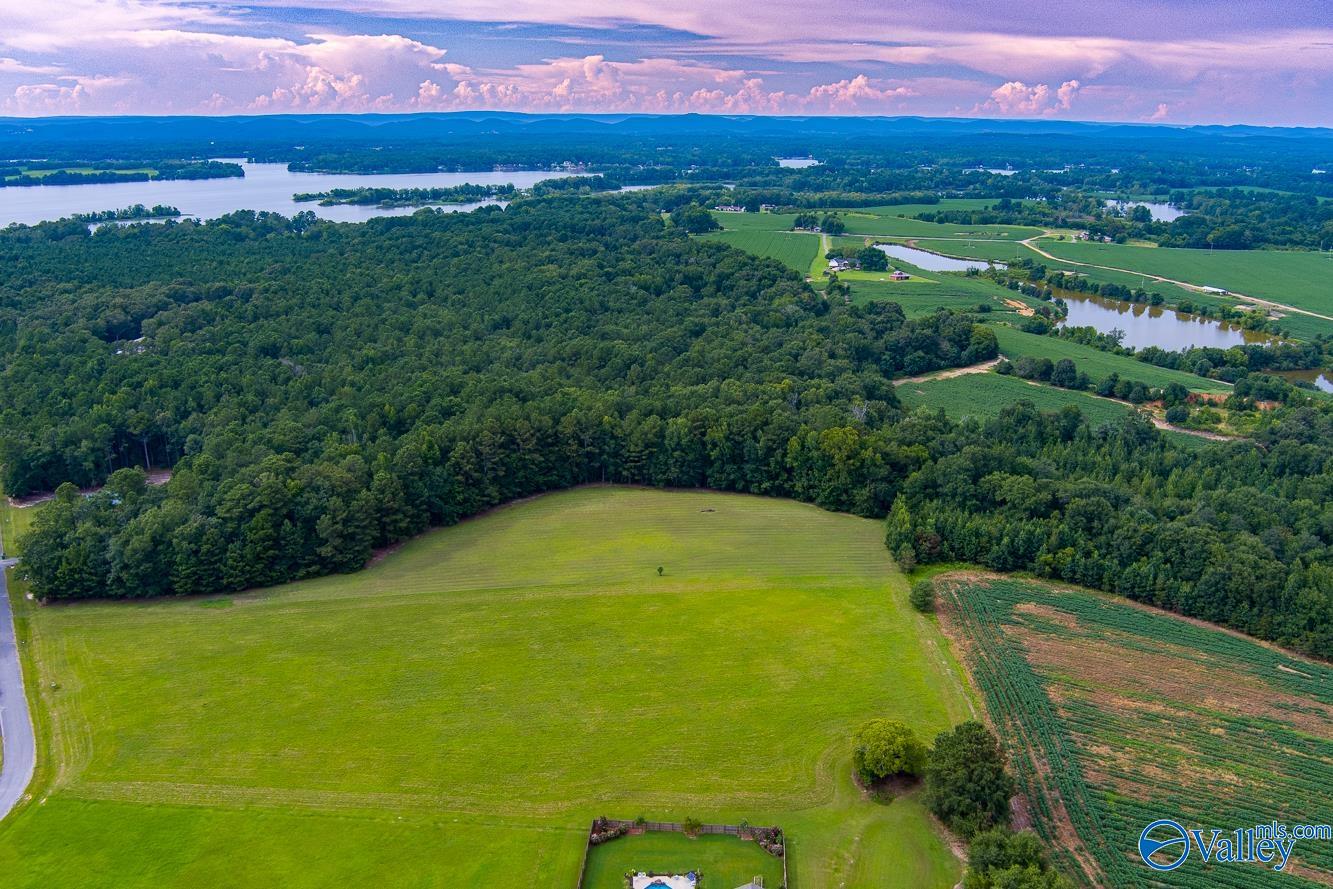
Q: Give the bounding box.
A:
[0,0,1329,124]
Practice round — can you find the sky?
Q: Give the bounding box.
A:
[1,1,1331,125]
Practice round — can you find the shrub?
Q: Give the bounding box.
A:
[910,579,936,613]
[963,828,1073,889]
[853,718,927,783]
[925,722,1013,839]
[1164,404,1189,424]
[682,816,703,837]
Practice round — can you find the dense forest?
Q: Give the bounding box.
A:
[4,196,988,598]
[0,160,241,187]
[885,404,1333,657]
[4,193,1331,658]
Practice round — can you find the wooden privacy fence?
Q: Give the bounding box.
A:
[574,819,788,889]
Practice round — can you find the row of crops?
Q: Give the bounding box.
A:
[941,575,1333,889]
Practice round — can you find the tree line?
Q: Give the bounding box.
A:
[5,194,1330,659]
[5,196,987,600]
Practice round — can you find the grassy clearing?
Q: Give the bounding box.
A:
[838,213,1041,241]
[852,200,999,216]
[582,831,784,889]
[0,494,41,558]
[0,487,970,889]
[701,229,821,274]
[910,238,1033,264]
[896,372,1134,428]
[847,274,1038,321]
[1035,241,1333,317]
[935,574,1333,889]
[989,326,1232,393]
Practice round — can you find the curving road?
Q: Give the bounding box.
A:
[0,559,35,821]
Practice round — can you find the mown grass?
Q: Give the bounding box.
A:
[908,239,1330,339]
[910,238,1033,264]
[0,487,971,889]
[936,574,1333,889]
[838,211,1041,241]
[0,493,41,558]
[989,326,1232,393]
[895,371,1134,428]
[700,229,821,274]
[847,274,1038,321]
[582,831,784,889]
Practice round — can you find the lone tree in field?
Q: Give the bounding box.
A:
[853,719,927,784]
[925,721,1014,838]
[657,566,664,576]
[910,579,936,613]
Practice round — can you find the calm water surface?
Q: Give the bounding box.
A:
[1275,368,1333,393]
[877,243,1006,272]
[1056,289,1275,350]
[0,161,570,226]
[1104,200,1188,222]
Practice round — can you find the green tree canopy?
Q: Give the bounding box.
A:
[925,721,1014,838]
[853,718,927,783]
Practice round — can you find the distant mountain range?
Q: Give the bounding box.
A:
[3,111,1331,147]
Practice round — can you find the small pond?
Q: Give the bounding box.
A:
[876,243,1006,272]
[1104,200,1188,222]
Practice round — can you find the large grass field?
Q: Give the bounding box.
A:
[910,237,1034,264]
[1035,240,1333,317]
[0,487,973,888]
[935,574,1333,889]
[905,238,1332,340]
[700,228,821,275]
[837,210,1042,241]
[989,326,1233,393]
[846,272,1041,320]
[708,207,1040,242]
[896,371,1135,428]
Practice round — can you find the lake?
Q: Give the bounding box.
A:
[0,161,570,226]
[1104,200,1188,222]
[877,243,1007,272]
[1056,289,1275,350]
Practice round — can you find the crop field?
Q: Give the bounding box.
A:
[895,372,1134,428]
[581,831,785,889]
[0,487,972,889]
[1035,241,1333,317]
[935,574,1333,888]
[701,228,821,274]
[989,326,1233,393]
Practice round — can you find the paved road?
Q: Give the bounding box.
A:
[0,559,35,821]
